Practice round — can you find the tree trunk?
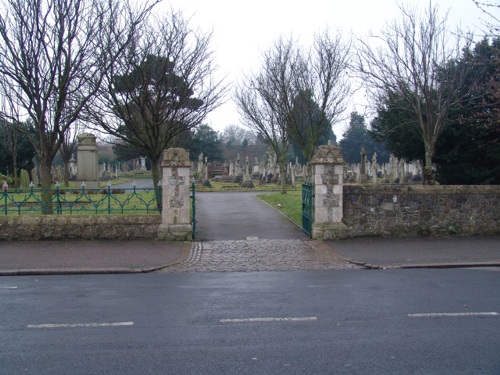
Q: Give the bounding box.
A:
[306,163,313,182]
[423,144,435,185]
[151,157,162,210]
[279,155,287,195]
[63,162,70,187]
[39,160,53,214]
[11,149,17,188]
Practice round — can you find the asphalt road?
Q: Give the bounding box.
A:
[1,269,499,374]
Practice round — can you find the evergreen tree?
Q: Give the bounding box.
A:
[369,91,424,162]
[183,124,224,162]
[434,38,500,184]
[0,120,36,184]
[339,112,389,164]
[287,90,336,164]
[368,38,500,184]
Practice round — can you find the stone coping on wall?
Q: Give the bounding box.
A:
[344,184,500,194]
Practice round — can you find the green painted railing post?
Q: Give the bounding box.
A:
[302,181,313,237]
[107,181,112,214]
[192,181,196,239]
[55,182,62,215]
[2,182,7,215]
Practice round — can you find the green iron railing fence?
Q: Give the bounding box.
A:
[2,184,162,215]
[191,182,196,239]
[302,181,314,237]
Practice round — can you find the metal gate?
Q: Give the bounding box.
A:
[191,182,196,239]
[302,181,313,237]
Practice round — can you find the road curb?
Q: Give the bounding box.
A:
[348,260,500,270]
[0,241,193,277]
[0,268,148,276]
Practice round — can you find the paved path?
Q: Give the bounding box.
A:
[194,192,307,241]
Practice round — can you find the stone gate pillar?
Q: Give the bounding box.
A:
[158,148,192,241]
[310,145,347,240]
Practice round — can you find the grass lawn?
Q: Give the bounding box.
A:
[195,180,301,193]
[257,190,302,226]
[2,188,160,215]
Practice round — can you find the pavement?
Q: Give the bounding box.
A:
[1,190,498,275]
[0,235,499,276]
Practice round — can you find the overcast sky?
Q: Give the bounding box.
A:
[162,0,494,138]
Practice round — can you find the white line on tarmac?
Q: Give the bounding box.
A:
[0,286,18,289]
[27,322,134,329]
[408,312,499,318]
[220,317,317,323]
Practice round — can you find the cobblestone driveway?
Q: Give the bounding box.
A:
[164,239,359,272]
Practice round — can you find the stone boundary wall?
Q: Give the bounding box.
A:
[343,185,500,237]
[0,215,160,241]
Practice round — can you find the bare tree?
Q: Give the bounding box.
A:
[59,120,86,187]
[86,9,227,195]
[235,37,298,194]
[0,119,18,186]
[473,0,500,36]
[0,0,158,212]
[236,32,351,191]
[356,2,473,183]
[220,124,257,146]
[221,124,247,145]
[287,30,351,168]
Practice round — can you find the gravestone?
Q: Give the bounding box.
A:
[20,169,30,188]
[31,167,39,187]
[139,157,147,172]
[202,157,211,187]
[233,154,243,184]
[76,133,99,189]
[372,152,378,185]
[241,156,254,188]
[198,153,204,175]
[69,156,77,177]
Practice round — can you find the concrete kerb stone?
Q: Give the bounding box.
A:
[345,260,500,270]
[0,268,148,276]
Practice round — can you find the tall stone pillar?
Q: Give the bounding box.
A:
[76,133,99,189]
[158,148,192,241]
[310,145,346,240]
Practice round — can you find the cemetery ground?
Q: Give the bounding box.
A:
[1,173,499,374]
[1,172,499,274]
[1,170,499,273]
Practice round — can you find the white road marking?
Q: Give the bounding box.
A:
[220,317,317,323]
[408,312,499,318]
[27,322,134,329]
[0,286,18,289]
